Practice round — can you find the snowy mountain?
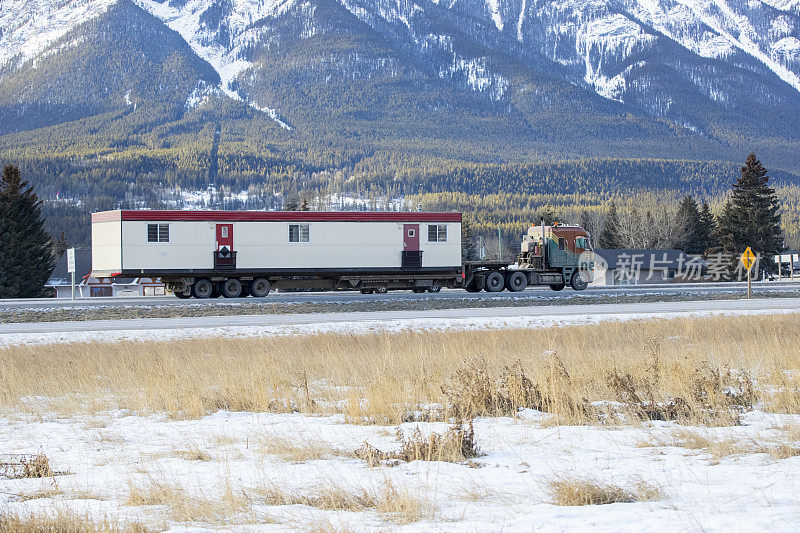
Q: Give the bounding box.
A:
[1,0,799,166]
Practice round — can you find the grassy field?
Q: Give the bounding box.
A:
[2,313,799,422]
[1,313,800,531]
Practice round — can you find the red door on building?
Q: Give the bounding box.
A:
[403,224,419,252]
[216,223,233,252]
[402,224,421,269]
[214,223,235,269]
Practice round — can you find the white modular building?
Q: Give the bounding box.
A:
[92,210,463,282]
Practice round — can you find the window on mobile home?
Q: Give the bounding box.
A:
[289,224,310,243]
[428,224,447,242]
[147,224,169,243]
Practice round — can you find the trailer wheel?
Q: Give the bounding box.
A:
[506,271,527,292]
[174,291,191,299]
[570,271,589,291]
[221,278,243,298]
[360,288,375,294]
[192,279,213,299]
[412,288,426,293]
[549,283,565,291]
[427,283,441,293]
[249,278,271,297]
[375,286,389,294]
[484,271,505,292]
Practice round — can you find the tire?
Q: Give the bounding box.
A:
[360,288,375,294]
[427,283,441,293]
[412,288,426,293]
[484,271,505,292]
[192,279,213,299]
[221,278,243,298]
[549,283,565,291]
[174,290,191,299]
[375,286,389,294]
[249,278,271,297]
[570,271,589,291]
[506,271,527,292]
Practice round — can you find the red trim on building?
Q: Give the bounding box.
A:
[94,210,462,223]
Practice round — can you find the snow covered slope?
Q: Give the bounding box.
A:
[1,0,799,158]
[0,0,118,68]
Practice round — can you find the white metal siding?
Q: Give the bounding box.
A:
[117,220,461,271]
[91,220,122,273]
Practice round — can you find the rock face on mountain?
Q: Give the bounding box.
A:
[1,0,799,166]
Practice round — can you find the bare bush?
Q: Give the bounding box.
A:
[0,453,53,479]
[356,421,480,466]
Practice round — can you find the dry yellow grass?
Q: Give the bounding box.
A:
[252,431,355,462]
[251,478,430,524]
[0,509,152,532]
[639,426,800,461]
[548,477,663,506]
[1,314,798,424]
[125,476,254,525]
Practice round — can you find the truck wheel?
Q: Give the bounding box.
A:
[221,278,243,298]
[174,291,191,299]
[192,279,213,299]
[249,278,271,297]
[549,283,565,291]
[465,276,485,292]
[506,271,527,292]
[360,288,374,294]
[570,271,589,291]
[412,287,426,293]
[428,283,441,293]
[375,286,389,294]
[484,271,505,292]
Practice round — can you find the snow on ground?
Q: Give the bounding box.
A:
[0,307,795,348]
[1,408,799,530]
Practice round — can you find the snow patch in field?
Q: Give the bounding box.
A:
[1,308,795,347]
[1,409,800,531]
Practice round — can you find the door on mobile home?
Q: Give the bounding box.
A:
[215,223,236,270]
[402,224,422,268]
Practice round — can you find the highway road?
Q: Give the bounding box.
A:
[1,296,798,337]
[1,280,799,310]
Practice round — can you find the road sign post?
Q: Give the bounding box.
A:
[67,248,76,300]
[740,247,756,299]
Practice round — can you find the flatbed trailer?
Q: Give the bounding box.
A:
[90,210,594,297]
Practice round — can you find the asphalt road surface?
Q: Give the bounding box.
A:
[1,281,799,310]
[1,296,798,336]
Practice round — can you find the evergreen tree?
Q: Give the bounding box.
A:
[0,165,55,298]
[715,153,783,265]
[598,202,622,249]
[697,202,718,255]
[676,196,702,253]
[461,216,478,260]
[54,231,70,258]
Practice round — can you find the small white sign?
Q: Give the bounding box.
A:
[67,248,76,274]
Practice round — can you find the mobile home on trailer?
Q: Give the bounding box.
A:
[91,210,594,297]
[92,210,463,297]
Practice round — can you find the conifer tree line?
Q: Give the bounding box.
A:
[595,153,783,263]
[0,165,55,298]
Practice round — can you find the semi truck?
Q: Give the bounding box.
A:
[90,210,594,298]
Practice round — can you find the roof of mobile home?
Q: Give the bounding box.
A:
[92,210,462,223]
